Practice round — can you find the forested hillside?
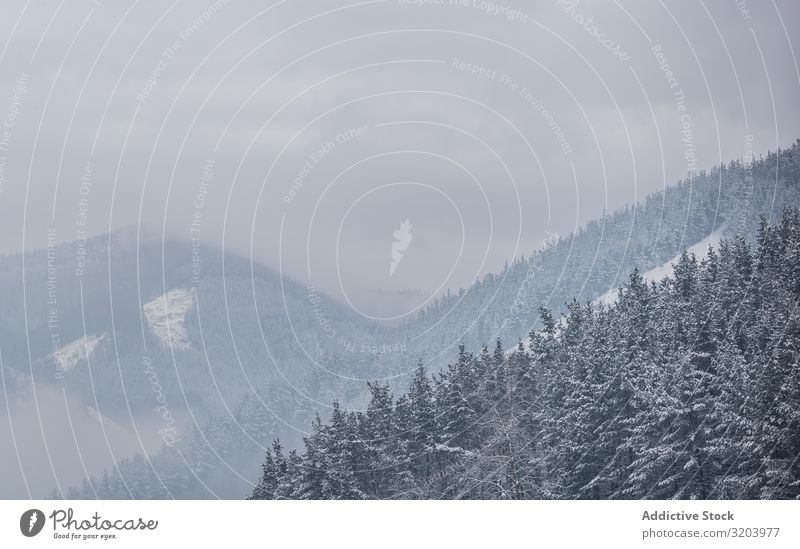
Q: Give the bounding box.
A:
[1,228,375,498]
[401,142,800,361]
[53,142,800,499]
[251,210,800,499]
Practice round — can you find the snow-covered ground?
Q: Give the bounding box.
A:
[594,226,726,307]
[53,333,105,372]
[143,287,194,350]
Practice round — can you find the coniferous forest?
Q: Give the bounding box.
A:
[251,210,800,500]
[49,147,800,501]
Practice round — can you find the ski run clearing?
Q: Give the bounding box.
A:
[143,287,194,350]
[594,226,726,307]
[52,333,105,372]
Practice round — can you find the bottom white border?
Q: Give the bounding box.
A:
[1,500,798,548]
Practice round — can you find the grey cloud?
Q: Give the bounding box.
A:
[0,0,798,312]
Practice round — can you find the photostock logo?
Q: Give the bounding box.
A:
[20,509,44,537]
[390,219,413,276]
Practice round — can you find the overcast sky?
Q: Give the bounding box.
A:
[0,0,798,315]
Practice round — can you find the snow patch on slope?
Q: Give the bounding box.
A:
[143,288,194,350]
[53,333,105,372]
[86,406,118,429]
[1,366,33,395]
[595,226,726,307]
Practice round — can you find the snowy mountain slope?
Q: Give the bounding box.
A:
[3,142,797,499]
[505,225,725,356]
[594,226,726,307]
[52,333,105,372]
[0,364,33,395]
[86,405,120,429]
[143,288,194,350]
[504,226,728,356]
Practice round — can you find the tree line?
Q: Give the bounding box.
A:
[252,210,800,499]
